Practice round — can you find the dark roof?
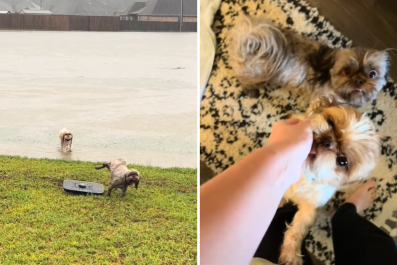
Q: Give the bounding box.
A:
[51,0,120,16]
[130,2,146,12]
[182,0,196,16]
[14,0,39,12]
[140,0,196,16]
[122,1,146,15]
[0,0,14,12]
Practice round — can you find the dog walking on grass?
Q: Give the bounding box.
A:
[95,158,140,197]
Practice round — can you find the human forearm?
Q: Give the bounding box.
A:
[200,144,296,265]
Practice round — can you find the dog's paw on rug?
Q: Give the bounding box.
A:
[200,0,397,264]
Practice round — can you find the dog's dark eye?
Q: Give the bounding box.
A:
[344,68,350,75]
[336,156,348,167]
[369,70,377,79]
[326,118,334,128]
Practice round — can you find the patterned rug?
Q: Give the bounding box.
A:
[200,0,397,264]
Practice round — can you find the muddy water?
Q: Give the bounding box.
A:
[0,31,197,168]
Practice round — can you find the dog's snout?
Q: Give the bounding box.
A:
[354,79,365,86]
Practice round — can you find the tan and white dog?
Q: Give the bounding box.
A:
[59,128,73,152]
[280,98,383,265]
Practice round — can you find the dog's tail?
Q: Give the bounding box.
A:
[95,165,104,170]
[228,15,302,88]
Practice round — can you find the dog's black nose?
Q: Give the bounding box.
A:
[354,79,364,86]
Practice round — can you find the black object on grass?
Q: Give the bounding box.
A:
[63,179,104,195]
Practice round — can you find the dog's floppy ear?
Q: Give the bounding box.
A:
[384,50,390,81]
[309,44,336,86]
[125,171,140,189]
[377,49,391,80]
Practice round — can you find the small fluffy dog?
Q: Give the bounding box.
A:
[95,158,140,197]
[279,98,383,265]
[59,128,73,152]
[228,15,390,106]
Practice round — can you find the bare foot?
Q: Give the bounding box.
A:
[344,180,376,213]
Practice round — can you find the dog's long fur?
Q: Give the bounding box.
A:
[279,98,383,265]
[228,15,390,106]
[95,158,140,197]
[59,128,73,152]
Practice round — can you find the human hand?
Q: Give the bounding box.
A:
[268,118,313,183]
[269,118,313,154]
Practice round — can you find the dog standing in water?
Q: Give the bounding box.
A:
[59,128,73,152]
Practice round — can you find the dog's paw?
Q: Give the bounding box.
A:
[279,243,304,265]
[279,251,303,265]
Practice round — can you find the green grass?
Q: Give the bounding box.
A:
[0,156,197,265]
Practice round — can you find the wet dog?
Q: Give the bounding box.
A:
[279,98,383,265]
[59,128,73,152]
[95,158,140,197]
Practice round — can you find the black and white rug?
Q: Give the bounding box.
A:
[200,0,397,264]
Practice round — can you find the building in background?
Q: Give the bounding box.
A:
[0,0,197,32]
[121,0,197,22]
[20,9,51,14]
[0,0,14,13]
[120,1,147,21]
[0,0,197,19]
[51,0,120,16]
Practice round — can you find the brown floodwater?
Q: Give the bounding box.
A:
[0,31,197,168]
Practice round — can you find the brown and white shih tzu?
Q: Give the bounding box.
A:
[228,15,390,106]
[59,128,73,152]
[279,98,383,265]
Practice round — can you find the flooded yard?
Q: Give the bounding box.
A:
[0,31,197,168]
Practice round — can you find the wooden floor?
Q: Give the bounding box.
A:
[200,0,397,183]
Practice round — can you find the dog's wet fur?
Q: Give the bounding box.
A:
[59,128,73,152]
[95,158,140,197]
